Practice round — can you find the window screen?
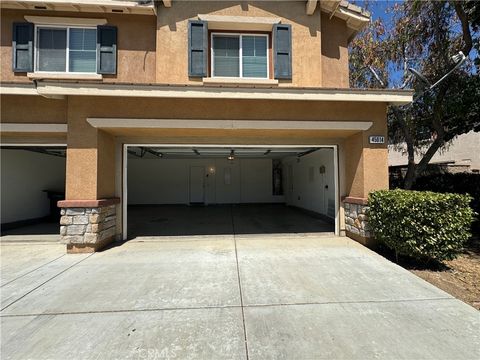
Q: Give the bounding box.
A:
[37,28,67,72]
[242,36,267,78]
[212,35,240,77]
[69,28,96,72]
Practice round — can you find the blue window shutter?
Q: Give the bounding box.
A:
[97,25,117,74]
[188,20,207,77]
[273,24,292,79]
[12,22,34,72]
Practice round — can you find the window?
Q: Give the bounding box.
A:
[35,26,96,73]
[211,33,268,78]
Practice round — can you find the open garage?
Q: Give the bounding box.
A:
[124,145,337,239]
[0,146,66,242]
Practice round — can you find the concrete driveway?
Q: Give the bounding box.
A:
[1,235,479,359]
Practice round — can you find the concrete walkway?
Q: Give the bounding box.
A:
[1,235,479,359]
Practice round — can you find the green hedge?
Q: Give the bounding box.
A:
[412,173,480,235]
[368,189,475,262]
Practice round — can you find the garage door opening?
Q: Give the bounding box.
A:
[0,146,66,242]
[124,145,338,239]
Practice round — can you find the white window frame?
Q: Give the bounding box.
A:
[210,32,269,79]
[34,24,97,74]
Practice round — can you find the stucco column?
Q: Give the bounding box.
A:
[60,96,118,253]
[343,105,388,246]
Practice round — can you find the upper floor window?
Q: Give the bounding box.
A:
[35,26,96,73]
[211,33,268,79]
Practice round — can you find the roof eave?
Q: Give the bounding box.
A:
[0,82,413,106]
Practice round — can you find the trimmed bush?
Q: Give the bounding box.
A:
[368,189,475,262]
[413,173,480,235]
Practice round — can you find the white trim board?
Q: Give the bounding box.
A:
[198,14,281,31]
[87,118,373,131]
[25,16,107,26]
[121,143,340,240]
[0,143,66,147]
[27,82,413,104]
[0,83,413,105]
[0,123,68,133]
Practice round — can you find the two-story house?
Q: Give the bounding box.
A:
[0,0,412,253]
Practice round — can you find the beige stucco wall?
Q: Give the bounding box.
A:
[0,9,156,84]
[344,104,389,198]
[0,95,67,123]
[157,1,330,87]
[49,95,388,200]
[389,130,480,171]
[1,91,387,201]
[1,3,352,88]
[321,13,349,88]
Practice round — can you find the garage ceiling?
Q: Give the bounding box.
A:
[0,146,66,158]
[127,146,323,159]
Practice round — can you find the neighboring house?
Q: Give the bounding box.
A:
[0,0,412,252]
[389,131,480,177]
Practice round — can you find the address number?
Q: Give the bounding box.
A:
[369,135,385,144]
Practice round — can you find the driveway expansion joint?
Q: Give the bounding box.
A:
[231,205,250,360]
[1,254,66,288]
[0,253,95,312]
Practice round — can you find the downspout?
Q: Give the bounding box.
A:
[329,1,341,19]
[33,79,65,100]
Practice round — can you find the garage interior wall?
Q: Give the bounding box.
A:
[127,158,284,205]
[283,149,335,218]
[1,149,66,224]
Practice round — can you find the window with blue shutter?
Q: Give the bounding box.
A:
[273,24,292,79]
[12,22,34,72]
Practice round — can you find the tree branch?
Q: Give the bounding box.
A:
[452,1,473,55]
[414,84,449,176]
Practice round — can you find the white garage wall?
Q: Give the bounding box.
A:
[127,157,283,205]
[283,149,335,218]
[1,149,66,224]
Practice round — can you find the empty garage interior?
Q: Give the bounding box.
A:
[0,146,66,240]
[126,146,337,238]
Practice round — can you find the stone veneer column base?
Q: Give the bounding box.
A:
[57,198,120,254]
[343,196,377,248]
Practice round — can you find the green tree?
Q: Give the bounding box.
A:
[350,0,479,189]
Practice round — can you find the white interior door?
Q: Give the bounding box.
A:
[190,166,205,203]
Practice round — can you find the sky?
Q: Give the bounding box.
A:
[354,1,405,86]
[353,0,478,84]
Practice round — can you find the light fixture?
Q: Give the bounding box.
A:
[227,150,235,161]
[144,148,163,158]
